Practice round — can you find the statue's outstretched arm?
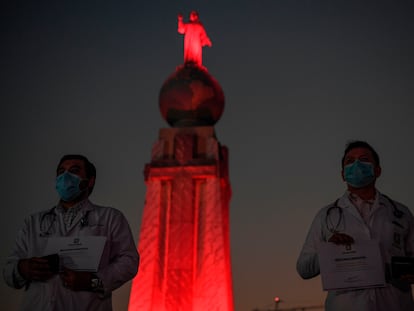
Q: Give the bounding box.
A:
[200,29,212,47]
[177,14,186,34]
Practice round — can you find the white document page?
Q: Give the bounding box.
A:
[44,236,106,272]
[318,240,386,291]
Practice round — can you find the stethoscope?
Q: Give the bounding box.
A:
[39,207,90,237]
[325,195,404,234]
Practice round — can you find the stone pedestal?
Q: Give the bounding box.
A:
[128,126,233,311]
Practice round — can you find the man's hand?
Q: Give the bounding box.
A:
[328,232,355,245]
[177,13,183,20]
[60,267,93,291]
[18,257,54,282]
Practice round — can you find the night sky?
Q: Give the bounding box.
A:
[1,1,413,310]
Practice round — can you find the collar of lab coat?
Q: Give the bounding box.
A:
[55,199,92,214]
[337,190,382,221]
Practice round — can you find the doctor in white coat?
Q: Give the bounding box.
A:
[297,141,414,311]
[3,154,139,311]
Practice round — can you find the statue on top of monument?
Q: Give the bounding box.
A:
[177,11,212,68]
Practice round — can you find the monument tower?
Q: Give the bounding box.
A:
[128,11,234,311]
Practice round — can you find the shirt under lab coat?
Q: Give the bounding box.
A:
[3,199,139,311]
[297,191,414,311]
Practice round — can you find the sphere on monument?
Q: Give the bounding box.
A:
[159,64,225,127]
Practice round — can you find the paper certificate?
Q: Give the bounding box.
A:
[318,240,386,291]
[43,236,107,272]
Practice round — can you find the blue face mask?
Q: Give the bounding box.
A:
[56,171,84,202]
[344,160,375,188]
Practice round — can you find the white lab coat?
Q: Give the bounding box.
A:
[3,199,139,311]
[297,191,414,311]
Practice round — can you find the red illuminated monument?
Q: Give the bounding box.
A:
[177,11,212,67]
[128,11,234,311]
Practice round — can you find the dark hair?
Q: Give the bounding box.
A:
[57,154,96,194]
[341,140,380,168]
